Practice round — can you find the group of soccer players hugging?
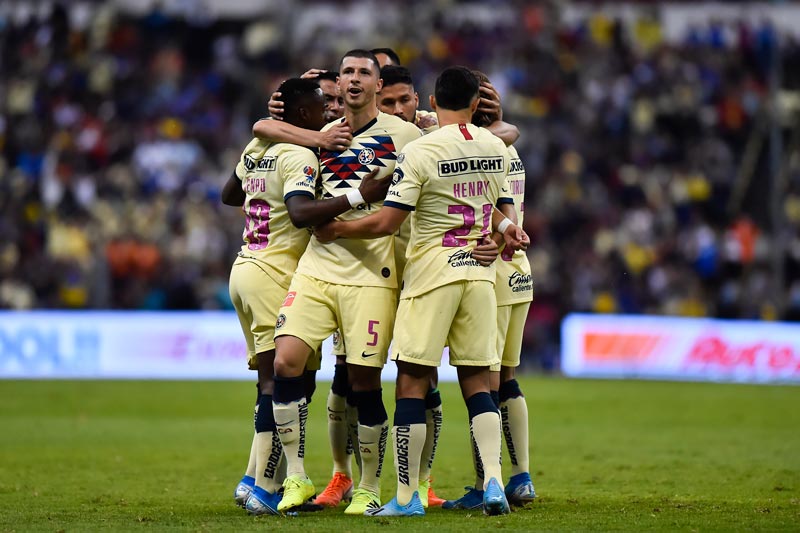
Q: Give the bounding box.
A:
[221,46,535,517]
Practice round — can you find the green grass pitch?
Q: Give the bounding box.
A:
[1,377,798,531]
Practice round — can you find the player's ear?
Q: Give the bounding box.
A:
[375,78,383,93]
[414,92,419,107]
[470,94,479,114]
[429,95,436,112]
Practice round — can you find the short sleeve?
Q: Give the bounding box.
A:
[281,147,319,201]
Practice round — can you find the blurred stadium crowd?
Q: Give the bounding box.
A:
[3,1,800,369]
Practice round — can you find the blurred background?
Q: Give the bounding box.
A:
[3,0,800,375]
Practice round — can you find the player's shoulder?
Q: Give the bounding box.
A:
[273,141,318,160]
[321,117,346,133]
[376,112,423,136]
[241,136,271,156]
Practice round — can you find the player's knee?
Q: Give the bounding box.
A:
[498,378,524,402]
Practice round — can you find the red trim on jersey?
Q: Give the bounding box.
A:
[458,123,473,140]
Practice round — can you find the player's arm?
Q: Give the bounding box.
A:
[252,119,352,152]
[221,171,246,206]
[286,169,389,228]
[479,81,520,146]
[492,207,529,251]
[314,206,409,242]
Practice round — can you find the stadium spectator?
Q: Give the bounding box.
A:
[3,1,800,372]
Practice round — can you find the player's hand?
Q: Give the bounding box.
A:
[268,90,284,120]
[358,168,388,203]
[471,234,499,266]
[313,221,338,243]
[318,120,352,151]
[300,68,327,79]
[503,224,529,252]
[478,81,502,122]
[415,113,438,130]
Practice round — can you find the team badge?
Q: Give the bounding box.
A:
[276,314,286,329]
[397,153,405,164]
[303,166,316,180]
[358,148,376,165]
[391,168,404,186]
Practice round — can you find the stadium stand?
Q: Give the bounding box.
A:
[3,1,800,372]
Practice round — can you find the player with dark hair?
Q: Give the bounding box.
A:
[255,49,423,514]
[370,47,400,67]
[317,71,344,123]
[314,66,529,517]
[223,77,389,515]
[442,69,536,510]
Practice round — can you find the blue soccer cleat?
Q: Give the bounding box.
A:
[483,477,511,515]
[442,486,484,510]
[245,486,281,515]
[234,475,255,507]
[365,492,425,517]
[505,472,536,506]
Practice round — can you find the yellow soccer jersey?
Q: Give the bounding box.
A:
[235,137,319,288]
[495,145,533,305]
[385,122,511,298]
[296,112,422,288]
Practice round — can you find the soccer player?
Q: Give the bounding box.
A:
[443,70,536,510]
[314,66,529,517]
[256,49,422,514]
[371,47,401,68]
[223,77,390,515]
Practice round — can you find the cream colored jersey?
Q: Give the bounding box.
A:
[296,112,422,288]
[495,145,533,305]
[386,122,511,298]
[235,138,319,288]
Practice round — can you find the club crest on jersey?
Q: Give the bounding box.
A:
[391,168,404,186]
[276,314,286,329]
[358,148,376,165]
[397,153,405,164]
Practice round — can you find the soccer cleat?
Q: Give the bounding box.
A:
[277,475,315,512]
[343,488,381,515]
[234,475,255,507]
[442,486,484,510]
[483,477,511,515]
[314,472,353,506]
[421,478,445,507]
[505,472,536,506]
[244,486,281,515]
[366,492,425,517]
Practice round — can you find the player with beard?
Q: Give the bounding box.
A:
[314,66,529,517]
[443,70,536,510]
[224,78,389,515]
[255,50,422,515]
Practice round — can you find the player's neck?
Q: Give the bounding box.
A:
[345,103,379,132]
[435,109,473,128]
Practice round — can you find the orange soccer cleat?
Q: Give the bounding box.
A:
[421,477,446,507]
[313,472,353,507]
